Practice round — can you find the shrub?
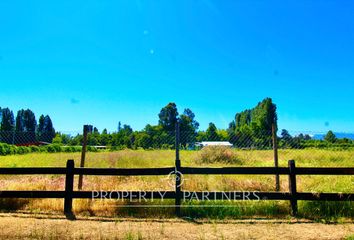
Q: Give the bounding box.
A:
[0,143,18,155]
[30,146,40,153]
[63,146,81,152]
[87,146,98,152]
[16,146,31,154]
[45,144,62,153]
[0,144,7,155]
[38,146,48,152]
[161,144,173,150]
[197,146,241,164]
[0,142,85,155]
[110,145,126,151]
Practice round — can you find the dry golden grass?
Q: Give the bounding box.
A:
[0,213,353,240]
[196,146,241,164]
[0,149,352,219]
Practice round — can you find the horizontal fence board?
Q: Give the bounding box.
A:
[297,192,354,201]
[0,191,65,198]
[74,191,176,199]
[295,168,354,175]
[74,191,291,201]
[0,168,67,175]
[0,167,353,176]
[181,191,291,201]
[74,167,175,176]
[181,167,289,175]
[1,191,352,202]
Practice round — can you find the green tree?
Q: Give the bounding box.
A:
[234,125,254,148]
[324,130,336,143]
[118,121,122,132]
[87,127,100,146]
[217,129,229,141]
[121,124,133,135]
[280,129,300,148]
[179,108,199,146]
[235,110,251,128]
[0,107,15,144]
[304,134,312,141]
[70,134,82,146]
[16,109,36,132]
[15,109,37,144]
[229,98,277,148]
[196,131,207,142]
[52,134,63,145]
[252,97,277,133]
[59,133,71,145]
[0,108,15,131]
[100,129,111,146]
[111,124,134,148]
[206,122,220,141]
[37,115,55,142]
[281,129,292,141]
[227,121,237,144]
[158,103,178,132]
[134,132,151,149]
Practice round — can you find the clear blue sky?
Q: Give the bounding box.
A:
[1,1,353,134]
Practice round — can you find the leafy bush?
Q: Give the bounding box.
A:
[0,143,17,155]
[87,146,98,152]
[0,142,101,155]
[63,146,81,152]
[16,146,31,154]
[30,146,40,152]
[0,144,7,155]
[161,144,173,150]
[45,144,62,153]
[197,146,241,164]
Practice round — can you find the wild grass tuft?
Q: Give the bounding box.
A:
[182,200,289,219]
[299,201,354,222]
[197,146,242,164]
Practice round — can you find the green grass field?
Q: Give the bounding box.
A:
[0,149,353,221]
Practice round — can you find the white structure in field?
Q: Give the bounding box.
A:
[195,141,233,148]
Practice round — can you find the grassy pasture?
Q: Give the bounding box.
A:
[0,149,353,221]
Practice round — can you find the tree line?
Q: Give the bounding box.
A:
[0,107,55,144]
[52,98,353,150]
[1,99,353,150]
[54,103,201,149]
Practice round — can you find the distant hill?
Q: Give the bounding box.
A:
[312,132,354,140]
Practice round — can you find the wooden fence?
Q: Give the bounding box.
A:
[0,123,353,218]
[0,159,353,218]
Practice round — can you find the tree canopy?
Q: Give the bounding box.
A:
[0,106,55,144]
[2,100,352,150]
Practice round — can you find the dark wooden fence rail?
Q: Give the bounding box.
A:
[0,159,353,218]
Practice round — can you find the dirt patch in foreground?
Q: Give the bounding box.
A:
[0,213,352,240]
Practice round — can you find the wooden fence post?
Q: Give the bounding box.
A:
[64,159,75,219]
[288,160,298,216]
[78,125,91,190]
[175,121,181,216]
[272,123,280,191]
